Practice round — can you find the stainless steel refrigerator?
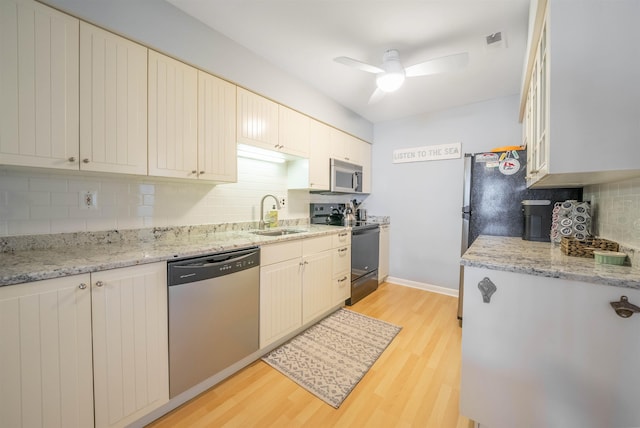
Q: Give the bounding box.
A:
[457,150,582,324]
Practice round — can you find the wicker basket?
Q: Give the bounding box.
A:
[560,237,619,258]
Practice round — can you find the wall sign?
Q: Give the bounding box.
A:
[392,142,461,164]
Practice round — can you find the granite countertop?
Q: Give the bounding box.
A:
[0,224,346,287]
[462,235,640,289]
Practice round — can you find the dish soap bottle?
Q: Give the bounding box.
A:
[266,205,278,228]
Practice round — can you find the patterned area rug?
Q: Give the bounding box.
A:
[261,308,402,408]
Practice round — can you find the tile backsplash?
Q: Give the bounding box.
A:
[0,158,313,237]
[584,176,640,262]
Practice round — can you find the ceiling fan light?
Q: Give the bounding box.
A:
[376,71,405,92]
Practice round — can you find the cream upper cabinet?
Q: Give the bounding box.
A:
[148,51,198,179]
[91,262,168,428]
[521,0,640,188]
[237,87,279,151]
[0,0,80,170]
[198,71,237,182]
[80,22,148,175]
[278,106,310,157]
[358,139,372,193]
[287,118,331,191]
[0,274,94,428]
[308,119,332,190]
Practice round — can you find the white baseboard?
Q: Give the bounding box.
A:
[386,276,459,298]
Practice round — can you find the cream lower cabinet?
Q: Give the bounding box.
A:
[0,262,168,428]
[378,224,389,283]
[461,266,640,428]
[332,231,351,305]
[260,234,343,348]
[0,274,94,428]
[260,240,303,348]
[301,237,333,324]
[91,262,168,428]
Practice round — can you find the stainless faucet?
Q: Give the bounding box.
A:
[259,194,281,229]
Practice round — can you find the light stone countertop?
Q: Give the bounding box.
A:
[461,235,640,289]
[0,224,346,287]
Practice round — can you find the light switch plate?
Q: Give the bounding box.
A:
[79,190,98,210]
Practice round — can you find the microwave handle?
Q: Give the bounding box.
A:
[352,172,359,191]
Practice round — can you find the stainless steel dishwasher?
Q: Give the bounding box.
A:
[167,247,260,398]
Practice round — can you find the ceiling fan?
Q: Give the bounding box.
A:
[334,49,469,104]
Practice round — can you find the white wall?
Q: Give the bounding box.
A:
[365,95,522,291]
[40,0,372,142]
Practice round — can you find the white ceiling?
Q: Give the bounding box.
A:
[166,0,531,124]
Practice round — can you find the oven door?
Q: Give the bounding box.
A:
[351,226,379,281]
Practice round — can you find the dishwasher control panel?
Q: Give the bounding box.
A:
[168,247,260,286]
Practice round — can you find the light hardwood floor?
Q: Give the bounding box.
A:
[148,282,474,428]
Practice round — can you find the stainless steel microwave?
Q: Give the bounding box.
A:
[330,158,363,193]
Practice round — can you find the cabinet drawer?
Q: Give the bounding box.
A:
[333,246,350,275]
[332,231,351,247]
[303,235,332,256]
[261,240,302,265]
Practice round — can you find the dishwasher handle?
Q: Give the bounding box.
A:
[168,247,260,286]
[173,251,256,269]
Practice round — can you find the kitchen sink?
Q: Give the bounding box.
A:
[251,229,307,237]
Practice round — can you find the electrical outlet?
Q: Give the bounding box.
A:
[279,197,286,207]
[79,190,98,210]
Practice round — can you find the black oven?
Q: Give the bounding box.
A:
[347,223,379,305]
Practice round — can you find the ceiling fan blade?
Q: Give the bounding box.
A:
[334,56,384,74]
[368,88,385,104]
[404,52,469,77]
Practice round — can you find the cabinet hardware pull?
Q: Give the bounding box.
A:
[339,233,348,237]
[95,280,104,287]
[199,171,205,175]
[82,158,90,163]
[610,296,640,318]
[339,248,348,253]
[191,170,197,174]
[78,283,87,290]
[68,156,76,162]
[478,277,497,303]
[338,276,348,283]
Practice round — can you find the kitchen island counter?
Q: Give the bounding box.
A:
[462,235,640,289]
[0,224,346,287]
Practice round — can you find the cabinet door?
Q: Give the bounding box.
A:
[0,274,93,428]
[91,262,168,428]
[308,119,331,190]
[278,105,309,157]
[260,258,302,348]
[0,0,79,170]
[80,22,148,175]
[378,225,389,283]
[198,71,237,182]
[333,273,350,306]
[148,51,198,179]
[359,140,372,193]
[301,250,333,324]
[237,87,279,151]
[461,266,640,428]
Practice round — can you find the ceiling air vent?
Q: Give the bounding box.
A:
[486,32,502,45]
[485,32,507,50]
